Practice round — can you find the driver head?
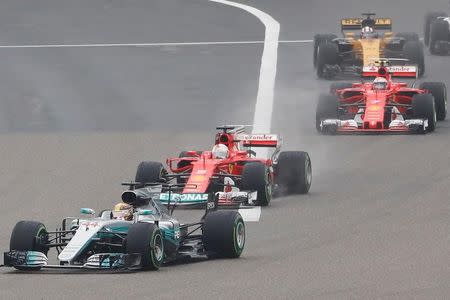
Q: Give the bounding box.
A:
[361,26,375,39]
[212,144,229,159]
[373,77,388,90]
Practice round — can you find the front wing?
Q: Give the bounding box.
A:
[3,251,142,270]
[319,119,429,134]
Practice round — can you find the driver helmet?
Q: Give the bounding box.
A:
[112,202,133,221]
[373,77,388,90]
[212,143,229,159]
[361,26,374,39]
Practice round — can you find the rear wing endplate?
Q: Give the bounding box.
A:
[341,18,392,31]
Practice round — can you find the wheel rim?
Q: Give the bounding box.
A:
[235,221,245,250]
[305,156,312,186]
[152,233,164,263]
[266,170,273,200]
[36,226,49,254]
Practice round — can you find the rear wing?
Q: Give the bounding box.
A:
[341,18,392,31]
[362,65,418,78]
[235,134,280,148]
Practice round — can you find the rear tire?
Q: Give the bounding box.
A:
[412,94,436,132]
[396,32,420,42]
[419,82,447,121]
[316,94,339,132]
[203,211,245,258]
[135,161,167,186]
[9,221,48,271]
[313,34,338,68]
[241,162,272,206]
[330,82,353,93]
[429,19,450,55]
[316,42,339,79]
[403,41,425,76]
[424,12,448,46]
[126,222,164,270]
[275,151,312,195]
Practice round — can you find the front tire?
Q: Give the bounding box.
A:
[275,151,312,195]
[9,221,49,271]
[241,162,272,206]
[419,82,447,121]
[316,94,339,132]
[203,211,245,258]
[126,222,164,270]
[412,94,436,132]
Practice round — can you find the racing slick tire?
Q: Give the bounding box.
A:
[126,222,164,270]
[177,151,202,184]
[241,162,272,206]
[419,82,447,120]
[412,94,436,132]
[135,161,167,186]
[329,82,353,94]
[275,151,312,195]
[403,41,425,76]
[429,19,450,55]
[424,11,448,46]
[202,211,245,258]
[313,34,338,68]
[9,221,49,271]
[396,32,420,42]
[316,42,339,79]
[316,94,339,132]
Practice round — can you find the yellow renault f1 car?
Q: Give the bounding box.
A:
[313,13,424,79]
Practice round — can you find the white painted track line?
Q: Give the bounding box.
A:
[210,0,280,159]
[0,40,311,49]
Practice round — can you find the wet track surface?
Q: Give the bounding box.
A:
[0,0,449,299]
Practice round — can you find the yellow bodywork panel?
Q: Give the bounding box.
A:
[346,36,392,66]
[359,39,381,65]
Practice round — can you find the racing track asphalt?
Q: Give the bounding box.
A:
[0,0,449,299]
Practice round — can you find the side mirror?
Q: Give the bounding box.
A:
[138,209,154,216]
[80,208,96,215]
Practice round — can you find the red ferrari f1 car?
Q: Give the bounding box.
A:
[132,125,312,207]
[316,59,447,134]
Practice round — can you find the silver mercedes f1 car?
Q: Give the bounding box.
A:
[2,183,247,271]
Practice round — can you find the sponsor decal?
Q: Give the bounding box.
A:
[81,221,99,228]
[237,134,277,141]
[191,175,205,181]
[341,18,391,26]
[362,66,417,73]
[159,193,209,202]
